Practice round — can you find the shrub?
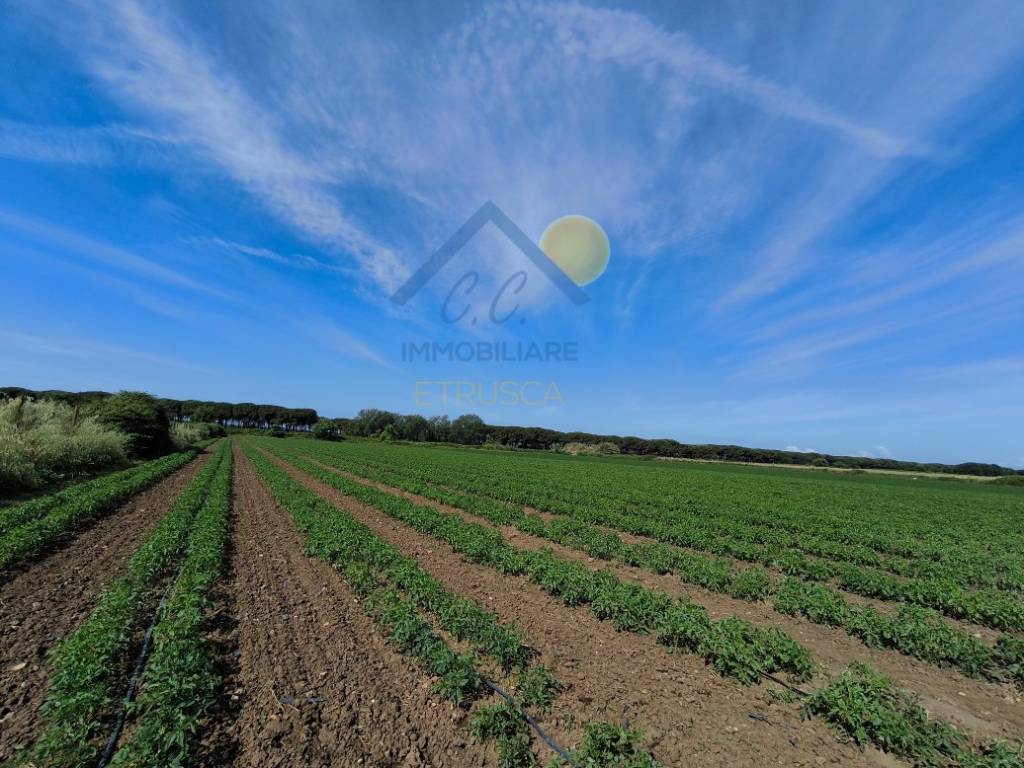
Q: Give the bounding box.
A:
[0,397,128,493]
[312,420,344,441]
[558,441,621,456]
[774,578,849,626]
[170,421,225,448]
[91,392,172,458]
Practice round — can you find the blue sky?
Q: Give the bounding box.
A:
[1,1,1022,466]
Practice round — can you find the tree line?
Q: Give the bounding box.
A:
[0,388,318,431]
[335,408,1021,477]
[4,388,1019,477]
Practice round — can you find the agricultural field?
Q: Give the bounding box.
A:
[1,436,1021,768]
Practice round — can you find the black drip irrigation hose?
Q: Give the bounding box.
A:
[763,672,810,698]
[96,563,184,768]
[482,678,581,768]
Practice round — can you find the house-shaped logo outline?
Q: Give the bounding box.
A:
[390,201,589,306]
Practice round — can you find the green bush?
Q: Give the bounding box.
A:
[171,420,225,448]
[0,397,128,493]
[312,420,344,441]
[91,391,172,458]
[806,664,1021,766]
[557,441,622,456]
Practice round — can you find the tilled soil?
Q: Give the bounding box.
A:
[315,460,1024,742]
[263,449,900,768]
[224,445,495,767]
[0,449,213,760]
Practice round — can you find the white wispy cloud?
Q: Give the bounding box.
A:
[0,207,219,296]
[17,0,899,313]
[3,241,196,321]
[20,0,1014,321]
[301,315,395,371]
[0,329,208,371]
[748,217,1024,343]
[712,4,1024,310]
[536,3,919,158]
[195,237,350,275]
[4,0,1021,462]
[0,117,180,167]
[57,0,407,294]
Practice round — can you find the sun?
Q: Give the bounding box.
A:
[539,214,610,286]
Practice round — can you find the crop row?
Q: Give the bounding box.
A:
[245,444,668,767]
[350,442,1024,595]
[266,441,1024,768]
[7,441,229,768]
[474,460,1024,588]
[0,447,201,571]
[108,444,234,767]
[297,443,1024,686]
[306,442,1024,632]
[258,443,816,686]
[806,664,1023,768]
[331,441,1024,594]
[310,444,967,583]
[275,441,1024,689]
[245,446,534,675]
[244,445,569,767]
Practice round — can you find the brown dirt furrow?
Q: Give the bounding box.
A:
[262,449,902,768]
[310,458,1024,743]
[225,444,494,768]
[0,447,214,760]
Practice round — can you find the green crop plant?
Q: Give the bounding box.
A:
[9,442,228,768]
[803,664,1023,767]
[255,438,1024,766]
[471,703,538,768]
[267,439,1020,688]
[108,446,233,767]
[257,441,817,687]
[550,722,662,768]
[515,664,562,712]
[0,447,200,570]
[727,566,775,600]
[297,438,1024,599]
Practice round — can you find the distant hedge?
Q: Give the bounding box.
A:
[337,409,1022,478]
[5,388,1018,477]
[0,387,318,431]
